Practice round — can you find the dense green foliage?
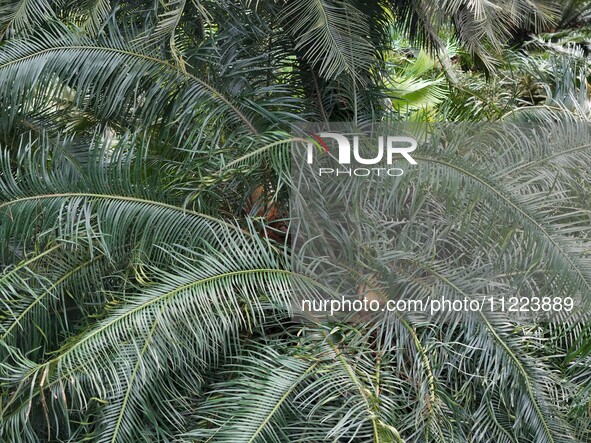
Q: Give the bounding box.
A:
[0,1,591,442]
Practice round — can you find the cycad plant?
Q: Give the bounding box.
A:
[1,1,590,442]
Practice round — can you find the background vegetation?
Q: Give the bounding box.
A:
[0,0,591,442]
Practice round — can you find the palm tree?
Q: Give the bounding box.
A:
[1,1,590,442]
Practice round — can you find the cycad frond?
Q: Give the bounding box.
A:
[1,229,295,442]
[0,0,55,40]
[0,24,260,139]
[186,347,314,443]
[389,0,558,71]
[281,0,377,80]
[290,120,591,441]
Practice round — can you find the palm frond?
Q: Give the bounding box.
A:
[281,0,377,80]
[0,0,55,40]
[185,347,314,443]
[0,24,260,140]
[290,120,591,440]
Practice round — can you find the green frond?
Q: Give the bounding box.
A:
[1,232,295,441]
[0,0,55,40]
[281,0,376,80]
[389,0,558,72]
[71,0,113,34]
[386,50,448,114]
[290,120,591,441]
[185,347,313,443]
[0,24,260,139]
